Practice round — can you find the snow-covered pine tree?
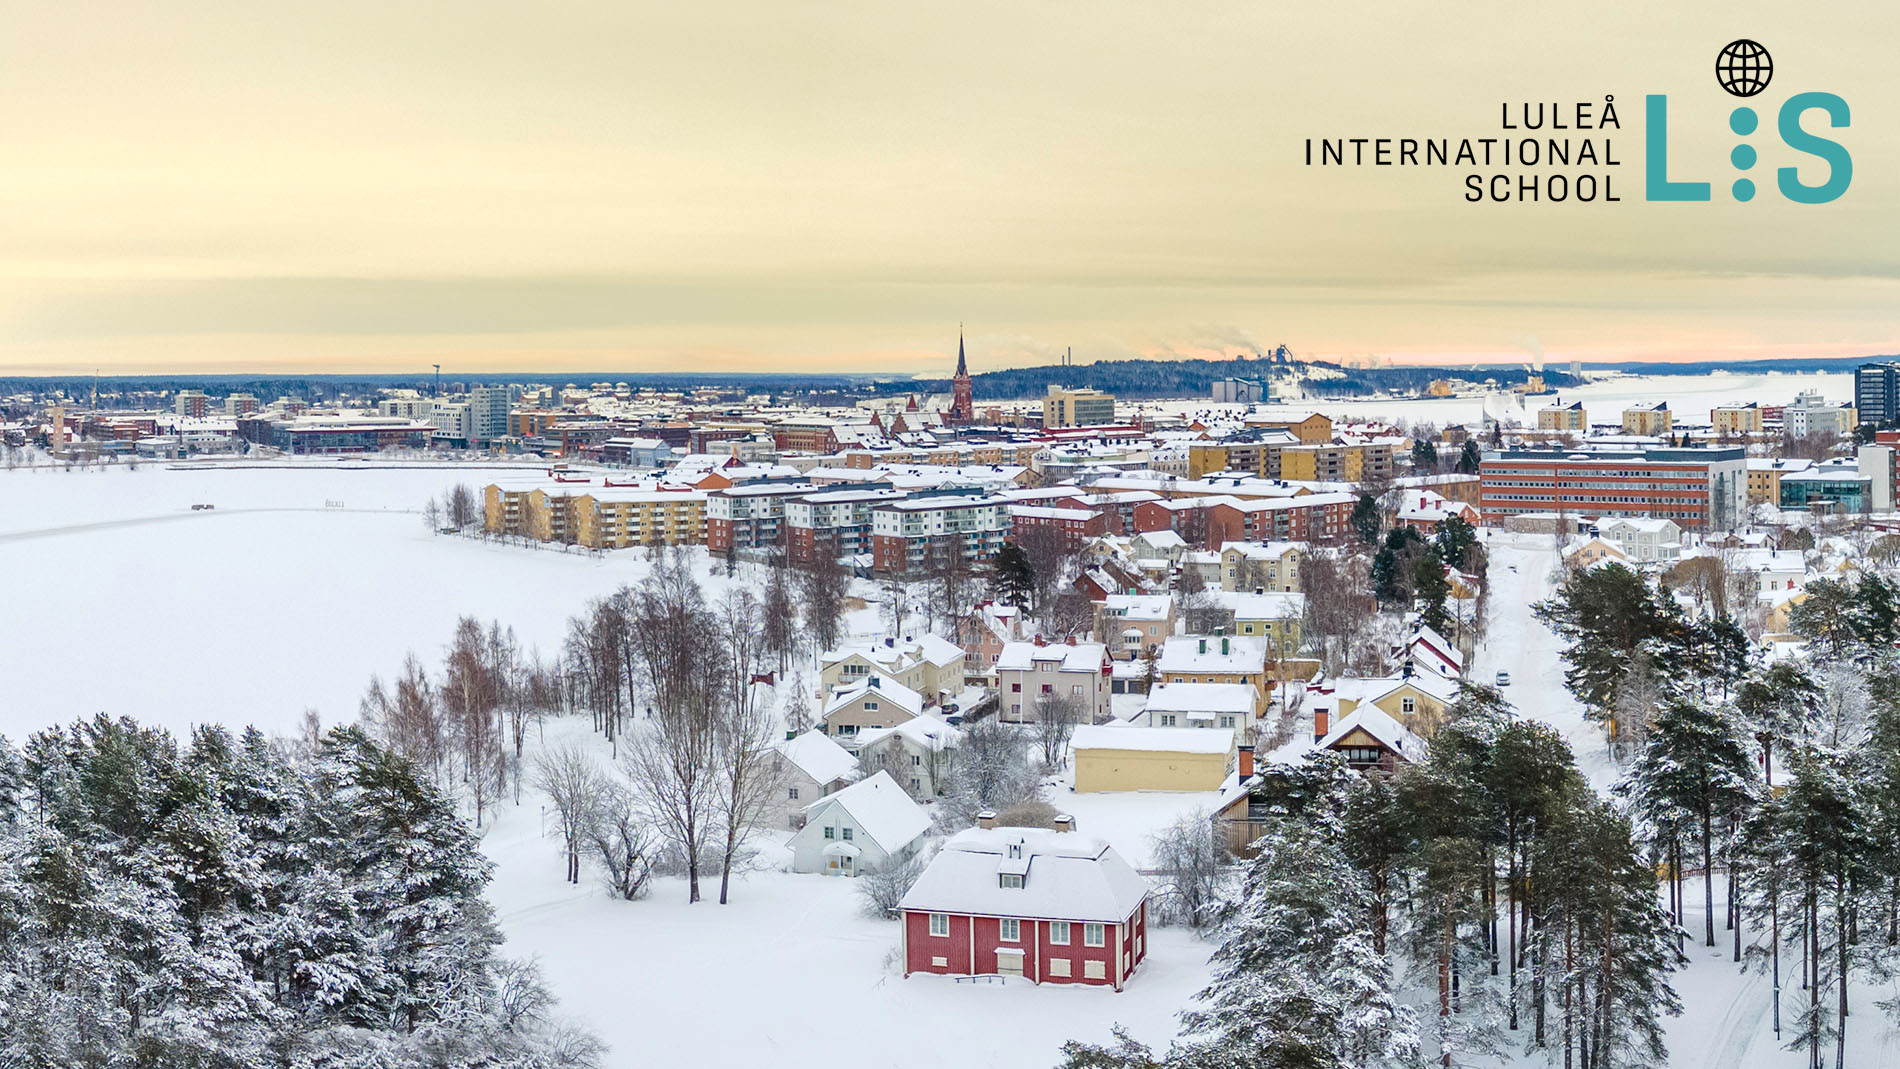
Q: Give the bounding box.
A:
[1176,815,1419,1069]
[1620,695,1756,948]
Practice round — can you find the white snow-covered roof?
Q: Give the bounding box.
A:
[1072,724,1234,755]
[1141,682,1257,716]
[803,771,930,855]
[995,640,1107,673]
[1132,529,1186,548]
[775,730,860,787]
[853,714,961,754]
[1216,591,1305,620]
[1317,707,1429,764]
[1101,593,1172,619]
[899,826,1151,923]
[823,675,925,718]
[1156,634,1268,674]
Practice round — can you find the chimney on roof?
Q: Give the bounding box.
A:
[1221,637,1230,655]
[977,810,997,830]
[869,677,881,689]
[885,637,895,648]
[786,729,797,741]
[1054,814,1075,833]
[1198,637,1207,654]
[1237,745,1254,779]
[1034,634,1046,647]
[1065,634,1076,645]
[1314,707,1330,741]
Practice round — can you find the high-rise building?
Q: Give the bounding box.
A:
[947,330,975,425]
[467,386,511,445]
[174,390,209,419]
[1855,362,1900,426]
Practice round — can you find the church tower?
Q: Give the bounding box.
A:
[948,328,975,425]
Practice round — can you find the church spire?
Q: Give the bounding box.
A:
[955,325,968,378]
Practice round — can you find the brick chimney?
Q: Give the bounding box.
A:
[1053,814,1075,833]
[1034,634,1047,647]
[1314,706,1330,741]
[1065,634,1076,645]
[1237,744,1254,780]
[977,810,997,830]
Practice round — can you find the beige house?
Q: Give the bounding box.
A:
[820,636,967,707]
[995,639,1112,724]
[819,676,926,743]
[1220,542,1305,593]
[1072,725,1232,792]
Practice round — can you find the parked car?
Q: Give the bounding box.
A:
[1495,670,1511,687]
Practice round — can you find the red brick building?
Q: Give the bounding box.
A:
[898,823,1150,989]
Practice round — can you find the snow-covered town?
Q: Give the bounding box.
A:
[4,361,1900,1068]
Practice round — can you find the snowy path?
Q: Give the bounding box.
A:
[1469,534,1622,790]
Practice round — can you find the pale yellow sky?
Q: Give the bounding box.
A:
[0,1,1895,375]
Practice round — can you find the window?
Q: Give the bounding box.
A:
[1000,873,1023,889]
[823,826,835,840]
[842,827,854,841]
[929,913,950,937]
[1041,684,1053,695]
[1219,715,1237,729]
[1400,696,1417,715]
[1159,714,1176,727]
[1049,921,1070,945]
[1011,682,1022,692]
[865,701,879,711]
[1049,959,1072,978]
[1084,923,1106,947]
[1084,960,1107,979]
[788,787,799,800]
[1000,918,1020,942]
[1071,684,1083,696]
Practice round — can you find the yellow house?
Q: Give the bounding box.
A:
[1071,725,1233,792]
[1319,673,1461,738]
[1225,592,1305,653]
[1157,635,1272,712]
[1221,542,1305,592]
[819,636,967,705]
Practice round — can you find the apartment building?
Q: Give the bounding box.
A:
[869,491,1011,575]
[1478,447,1747,530]
[1620,403,1673,437]
[705,482,814,554]
[1710,402,1763,436]
[784,486,910,565]
[1537,401,1588,432]
[1041,386,1116,429]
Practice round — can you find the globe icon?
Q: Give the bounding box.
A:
[1716,39,1772,97]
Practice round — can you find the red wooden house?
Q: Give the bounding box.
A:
[897,818,1150,990]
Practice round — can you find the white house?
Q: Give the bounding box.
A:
[768,730,861,829]
[788,771,931,877]
[1139,682,1256,732]
[1596,517,1683,564]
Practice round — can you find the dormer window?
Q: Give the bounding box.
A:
[1000,873,1024,889]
